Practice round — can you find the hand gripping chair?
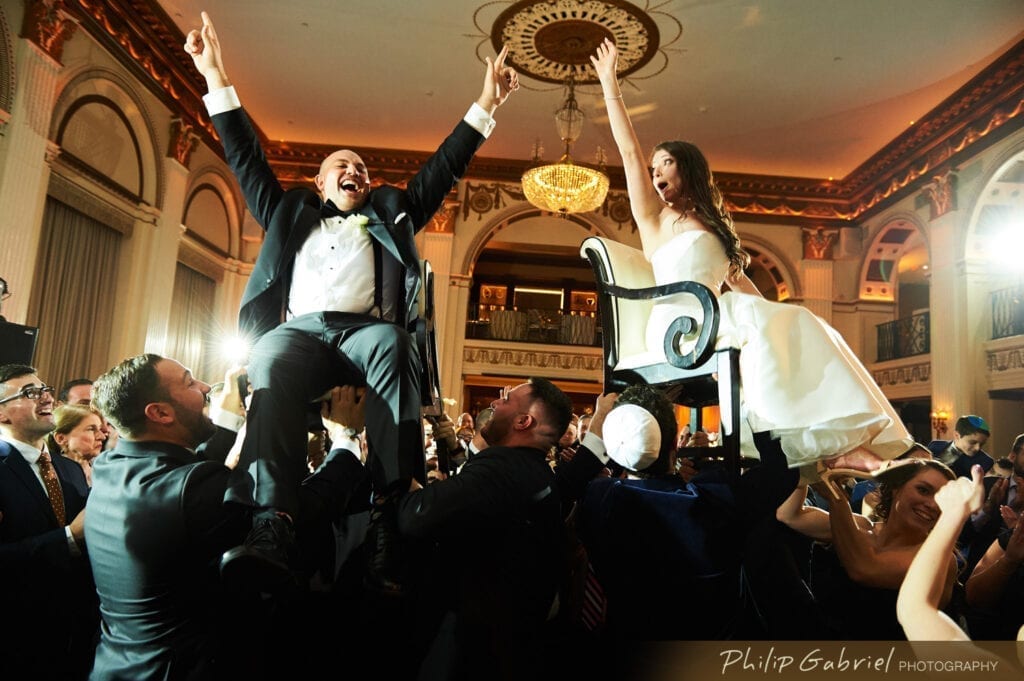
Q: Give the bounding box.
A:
[580,236,742,478]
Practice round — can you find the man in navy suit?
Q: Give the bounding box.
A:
[0,364,97,679]
[184,12,519,593]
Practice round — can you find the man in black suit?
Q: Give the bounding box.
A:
[86,354,368,680]
[0,364,97,680]
[397,378,572,679]
[929,414,993,478]
[184,12,519,593]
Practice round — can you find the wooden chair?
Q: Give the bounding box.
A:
[580,236,743,477]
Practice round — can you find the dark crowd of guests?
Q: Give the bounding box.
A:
[4,11,1021,681]
[4,356,1024,680]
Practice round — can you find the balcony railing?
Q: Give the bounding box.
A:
[466,309,602,347]
[992,285,1024,340]
[876,311,930,362]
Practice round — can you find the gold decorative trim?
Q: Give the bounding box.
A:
[872,362,931,388]
[987,346,1024,373]
[72,1,1024,228]
[463,343,604,373]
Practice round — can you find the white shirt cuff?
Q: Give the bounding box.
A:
[464,102,496,139]
[65,526,81,557]
[581,431,609,464]
[332,434,362,463]
[203,86,241,116]
[210,405,245,433]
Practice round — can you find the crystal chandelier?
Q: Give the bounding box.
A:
[521,77,610,216]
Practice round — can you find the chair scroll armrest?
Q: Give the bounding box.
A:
[657,281,720,370]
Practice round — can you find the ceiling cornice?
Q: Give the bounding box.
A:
[66,0,1024,227]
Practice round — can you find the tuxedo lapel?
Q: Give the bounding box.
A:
[280,200,324,271]
[1,445,60,526]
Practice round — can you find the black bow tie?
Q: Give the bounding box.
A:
[321,200,349,219]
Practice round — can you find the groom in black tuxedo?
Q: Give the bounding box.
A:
[185,12,518,593]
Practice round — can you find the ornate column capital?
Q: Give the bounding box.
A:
[922,169,958,221]
[44,140,61,164]
[427,199,460,233]
[168,117,200,168]
[21,0,77,65]
[802,226,839,260]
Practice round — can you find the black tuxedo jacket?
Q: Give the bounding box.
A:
[211,106,485,342]
[0,439,97,679]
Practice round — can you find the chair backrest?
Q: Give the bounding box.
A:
[580,236,654,369]
[414,260,443,416]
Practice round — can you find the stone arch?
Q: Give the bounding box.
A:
[51,69,163,208]
[184,167,243,258]
[858,212,929,302]
[457,203,627,278]
[739,233,801,301]
[964,133,1024,277]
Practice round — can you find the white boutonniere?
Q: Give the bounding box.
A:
[344,214,370,231]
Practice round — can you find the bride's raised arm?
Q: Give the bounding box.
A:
[591,39,663,241]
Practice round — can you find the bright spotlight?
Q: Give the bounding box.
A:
[219,334,251,363]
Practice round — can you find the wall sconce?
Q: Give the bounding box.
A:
[930,409,949,437]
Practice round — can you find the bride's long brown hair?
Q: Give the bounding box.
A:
[653,141,750,278]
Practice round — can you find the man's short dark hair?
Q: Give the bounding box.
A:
[615,384,677,475]
[0,364,37,390]
[59,378,94,403]
[955,415,990,438]
[526,377,572,448]
[93,354,168,439]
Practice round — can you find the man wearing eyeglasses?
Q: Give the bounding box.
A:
[0,363,97,679]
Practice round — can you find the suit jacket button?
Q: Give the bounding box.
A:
[265,278,273,285]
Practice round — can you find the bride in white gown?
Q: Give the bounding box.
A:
[591,40,912,472]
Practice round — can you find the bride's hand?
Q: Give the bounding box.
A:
[590,38,620,93]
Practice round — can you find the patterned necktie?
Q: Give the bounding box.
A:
[579,560,608,632]
[37,449,66,526]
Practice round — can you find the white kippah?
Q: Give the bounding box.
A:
[602,403,661,471]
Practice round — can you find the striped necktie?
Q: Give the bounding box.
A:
[37,449,66,526]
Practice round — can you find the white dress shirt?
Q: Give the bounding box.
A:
[202,86,496,318]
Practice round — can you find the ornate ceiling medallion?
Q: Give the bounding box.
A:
[484,0,666,85]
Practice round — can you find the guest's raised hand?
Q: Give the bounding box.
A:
[1000,505,1019,531]
[1005,518,1024,565]
[587,391,618,439]
[935,464,985,519]
[676,455,698,483]
[320,386,366,443]
[184,11,229,90]
[688,430,711,448]
[210,365,247,418]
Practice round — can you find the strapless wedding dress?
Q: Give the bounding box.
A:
[646,230,912,467]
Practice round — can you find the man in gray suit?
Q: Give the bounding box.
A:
[86,354,367,680]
